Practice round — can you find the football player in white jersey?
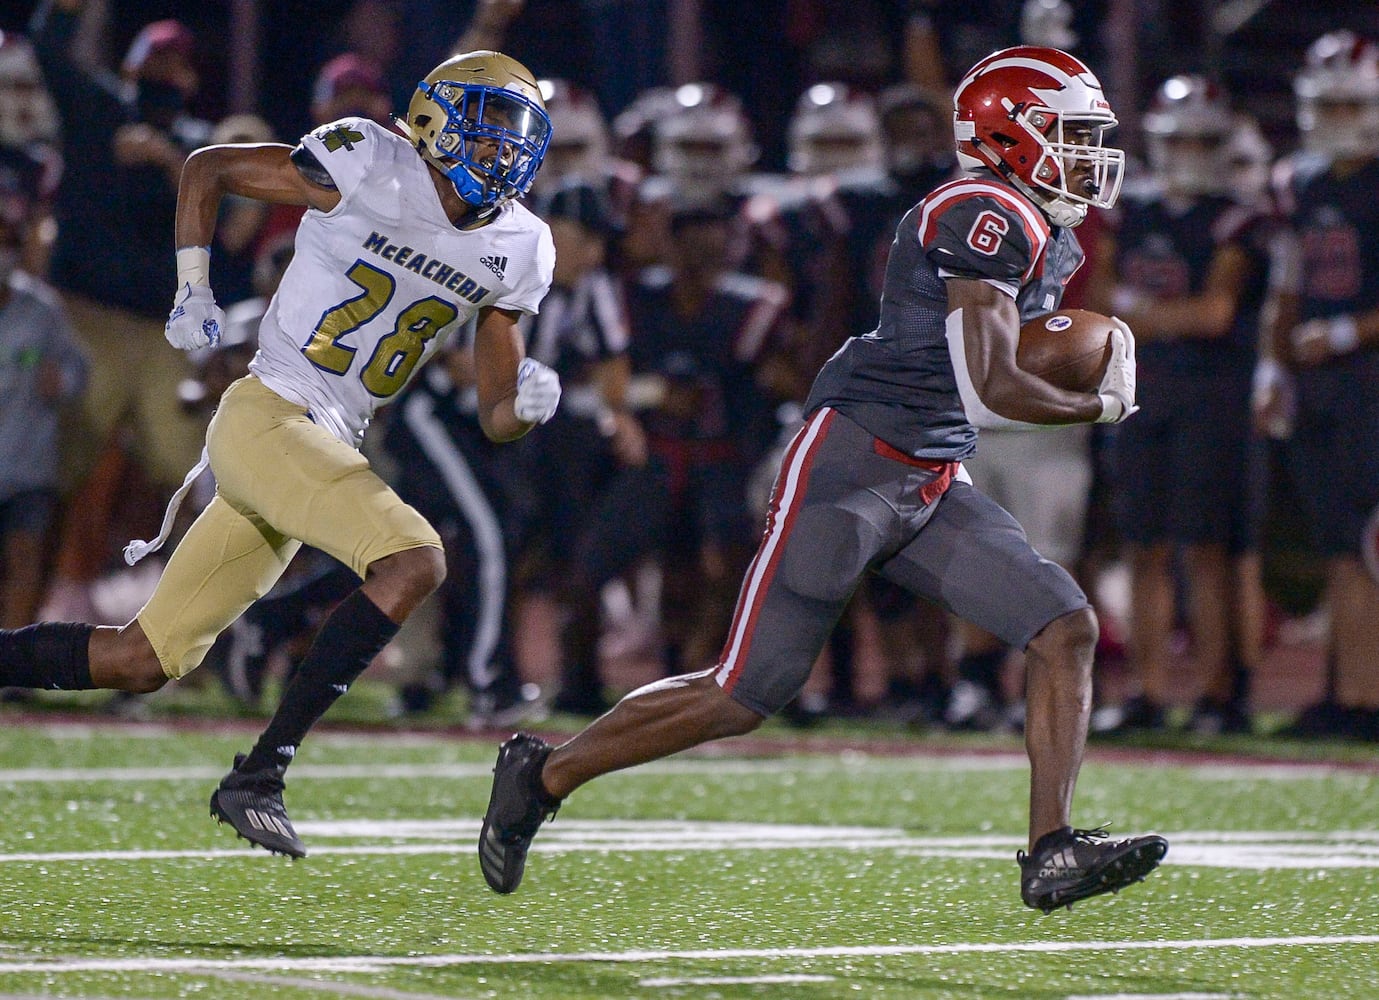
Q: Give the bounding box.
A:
[0,51,560,858]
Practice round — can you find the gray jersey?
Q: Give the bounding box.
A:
[804,172,1084,460]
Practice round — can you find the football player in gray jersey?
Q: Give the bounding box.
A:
[481,46,1168,914]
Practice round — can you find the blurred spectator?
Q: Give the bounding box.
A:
[29,1,212,618]
[0,28,63,267]
[310,52,390,127]
[1253,31,1379,740]
[0,173,85,631]
[0,31,59,153]
[1088,75,1271,735]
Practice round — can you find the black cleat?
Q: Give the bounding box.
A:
[209,753,307,858]
[478,733,561,893]
[1018,825,1167,914]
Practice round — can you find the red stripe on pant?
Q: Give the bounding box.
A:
[714,408,835,694]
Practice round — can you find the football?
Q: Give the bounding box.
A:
[1016,309,1116,393]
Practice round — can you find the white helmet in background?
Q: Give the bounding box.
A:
[1142,75,1233,195]
[786,82,884,177]
[652,83,757,198]
[1294,30,1379,160]
[536,78,609,184]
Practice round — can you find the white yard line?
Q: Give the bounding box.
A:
[205,969,476,1000]
[0,753,1362,786]
[0,934,1375,976]
[1065,994,1240,1000]
[4,823,1379,869]
[639,974,837,986]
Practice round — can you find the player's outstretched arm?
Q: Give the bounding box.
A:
[166,144,346,352]
[472,306,561,442]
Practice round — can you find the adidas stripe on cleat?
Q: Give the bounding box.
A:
[209,753,307,859]
[1017,825,1167,914]
[478,732,560,893]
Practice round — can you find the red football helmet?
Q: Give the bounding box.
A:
[1294,31,1379,160]
[953,45,1123,227]
[1142,75,1233,195]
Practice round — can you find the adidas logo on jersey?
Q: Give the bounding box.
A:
[480,255,508,279]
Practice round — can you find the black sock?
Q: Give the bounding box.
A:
[0,623,95,690]
[240,591,399,773]
[957,648,1007,692]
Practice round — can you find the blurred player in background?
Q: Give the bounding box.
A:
[480,45,1168,915]
[1086,75,1271,736]
[0,51,562,860]
[1253,31,1379,741]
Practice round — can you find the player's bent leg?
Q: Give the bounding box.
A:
[89,622,171,693]
[480,673,763,894]
[138,495,301,682]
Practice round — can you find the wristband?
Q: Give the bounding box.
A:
[1325,315,1359,354]
[1096,392,1124,423]
[1252,356,1284,396]
[175,246,212,287]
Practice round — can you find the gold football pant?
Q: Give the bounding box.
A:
[137,376,442,679]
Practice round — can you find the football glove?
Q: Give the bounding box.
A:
[514,357,561,424]
[1095,318,1139,423]
[165,283,225,351]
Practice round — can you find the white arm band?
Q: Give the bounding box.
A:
[945,307,1040,431]
[176,245,212,287]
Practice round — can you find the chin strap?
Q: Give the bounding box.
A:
[123,447,210,565]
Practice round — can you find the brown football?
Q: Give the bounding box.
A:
[1017,309,1115,393]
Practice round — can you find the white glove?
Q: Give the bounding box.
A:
[1251,356,1295,440]
[514,357,561,424]
[1095,317,1139,423]
[165,283,225,351]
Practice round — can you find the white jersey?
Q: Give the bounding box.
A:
[249,117,554,446]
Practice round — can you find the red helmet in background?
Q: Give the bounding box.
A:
[953,45,1123,227]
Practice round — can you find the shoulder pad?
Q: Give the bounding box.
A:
[917,177,1050,283]
[289,143,338,190]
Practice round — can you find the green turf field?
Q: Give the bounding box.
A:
[0,715,1376,999]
